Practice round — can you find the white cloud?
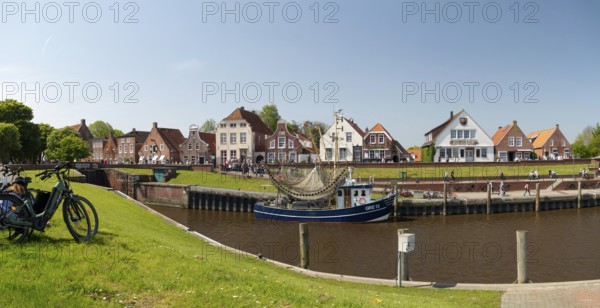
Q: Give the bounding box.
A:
[41,35,53,57]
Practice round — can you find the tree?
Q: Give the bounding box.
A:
[573,123,600,158]
[0,99,34,123]
[0,123,22,163]
[259,104,281,132]
[286,120,300,133]
[38,123,55,163]
[45,128,90,161]
[88,120,123,138]
[200,119,217,132]
[301,121,328,151]
[12,121,41,163]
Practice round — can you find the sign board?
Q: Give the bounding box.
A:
[398,233,415,253]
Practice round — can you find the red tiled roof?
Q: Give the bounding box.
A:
[157,128,186,151]
[223,107,273,135]
[198,132,216,156]
[492,124,513,146]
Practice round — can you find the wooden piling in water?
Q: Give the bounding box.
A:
[535,183,540,212]
[516,230,529,284]
[486,183,491,214]
[299,223,309,269]
[578,181,582,209]
[443,182,447,216]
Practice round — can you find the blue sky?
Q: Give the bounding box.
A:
[1,0,598,147]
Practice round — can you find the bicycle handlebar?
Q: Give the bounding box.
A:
[36,161,73,180]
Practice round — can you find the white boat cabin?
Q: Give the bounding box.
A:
[336,183,373,209]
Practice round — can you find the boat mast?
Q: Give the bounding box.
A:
[333,109,342,176]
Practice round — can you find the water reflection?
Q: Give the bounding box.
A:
[149,205,600,283]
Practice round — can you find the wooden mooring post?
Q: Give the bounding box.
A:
[299,223,309,269]
[486,182,491,214]
[516,230,530,284]
[443,182,447,216]
[535,183,540,212]
[578,181,582,209]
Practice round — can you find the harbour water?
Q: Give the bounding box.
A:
[148,205,600,283]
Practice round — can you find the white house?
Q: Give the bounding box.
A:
[422,110,494,162]
[319,111,365,162]
[216,107,273,164]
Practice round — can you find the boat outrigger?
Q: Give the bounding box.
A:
[254,109,395,223]
[253,166,395,222]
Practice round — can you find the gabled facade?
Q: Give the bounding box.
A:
[102,135,118,164]
[216,107,273,164]
[319,113,365,162]
[180,124,216,165]
[527,124,572,160]
[422,110,494,162]
[69,119,94,141]
[492,120,534,161]
[116,128,150,164]
[362,123,409,162]
[265,120,315,163]
[139,122,186,164]
[91,138,107,162]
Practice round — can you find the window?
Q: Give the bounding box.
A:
[451,130,457,139]
[439,148,445,158]
[339,148,347,160]
[267,153,275,163]
[452,148,459,158]
[482,148,487,157]
[219,123,226,128]
[130,144,133,153]
[195,143,199,150]
[516,137,522,147]
[378,134,384,144]
[325,148,333,160]
[369,150,376,159]
[188,143,192,150]
[144,145,148,151]
[118,145,122,153]
[562,139,566,147]
[220,133,227,144]
[471,130,476,139]
[508,137,515,147]
[288,140,294,149]
[564,149,570,158]
[289,152,296,162]
[230,150,237,160]
[220,150,227,163]
[464,130,470,139]
[457,130,463,139]
[229,123,237,128]
[278,137,285,148]
[121,139,125,143]
[446,148,452,158]
[240,122,247,127]
[240,132,247,144]
[346,132,352,142]
[338,190,343,197]
[476,149,480,158]
[370,135,376,144]
[516,152,522,160]
[230,133,237,144]
[499,152,507,161]
[277,152,286,162]
[160,144,164,151]
[269,140,275,149]
[550,139,554,146]
[460,149,465,158]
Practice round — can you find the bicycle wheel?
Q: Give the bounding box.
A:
[0,193,33,243]
[62,196,98,241]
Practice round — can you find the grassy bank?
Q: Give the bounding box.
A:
[1,180,501,307]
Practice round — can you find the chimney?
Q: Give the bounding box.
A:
[132,128,136,133]
[152,122,158,129]
[556,124,559,129]
[81,119,86,126]
[450,111,454,118]
[240,107,245,111]
[498,126,502,130]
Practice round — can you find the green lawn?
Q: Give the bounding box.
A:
[353,163,589,180]
[0,177,502,307]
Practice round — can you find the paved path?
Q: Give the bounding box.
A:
[501,282,600,308]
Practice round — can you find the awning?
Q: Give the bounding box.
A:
[159,155,166,161]
[152,155,158,161]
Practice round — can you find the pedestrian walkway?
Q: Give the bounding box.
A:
[501,282,600,307]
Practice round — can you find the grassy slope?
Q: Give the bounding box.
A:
[0,179,501,307]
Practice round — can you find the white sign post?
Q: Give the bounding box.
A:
[397,230,415,287]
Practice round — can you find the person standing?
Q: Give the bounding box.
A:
[524,183,531,196]
[499,181,505,196]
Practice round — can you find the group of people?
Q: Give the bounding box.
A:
[443,170,456,182]
[579,168,590,179]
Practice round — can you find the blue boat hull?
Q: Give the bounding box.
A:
[254,195,395,223]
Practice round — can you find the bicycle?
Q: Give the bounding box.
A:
[0,162,99,243]
[1,165,24,191]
